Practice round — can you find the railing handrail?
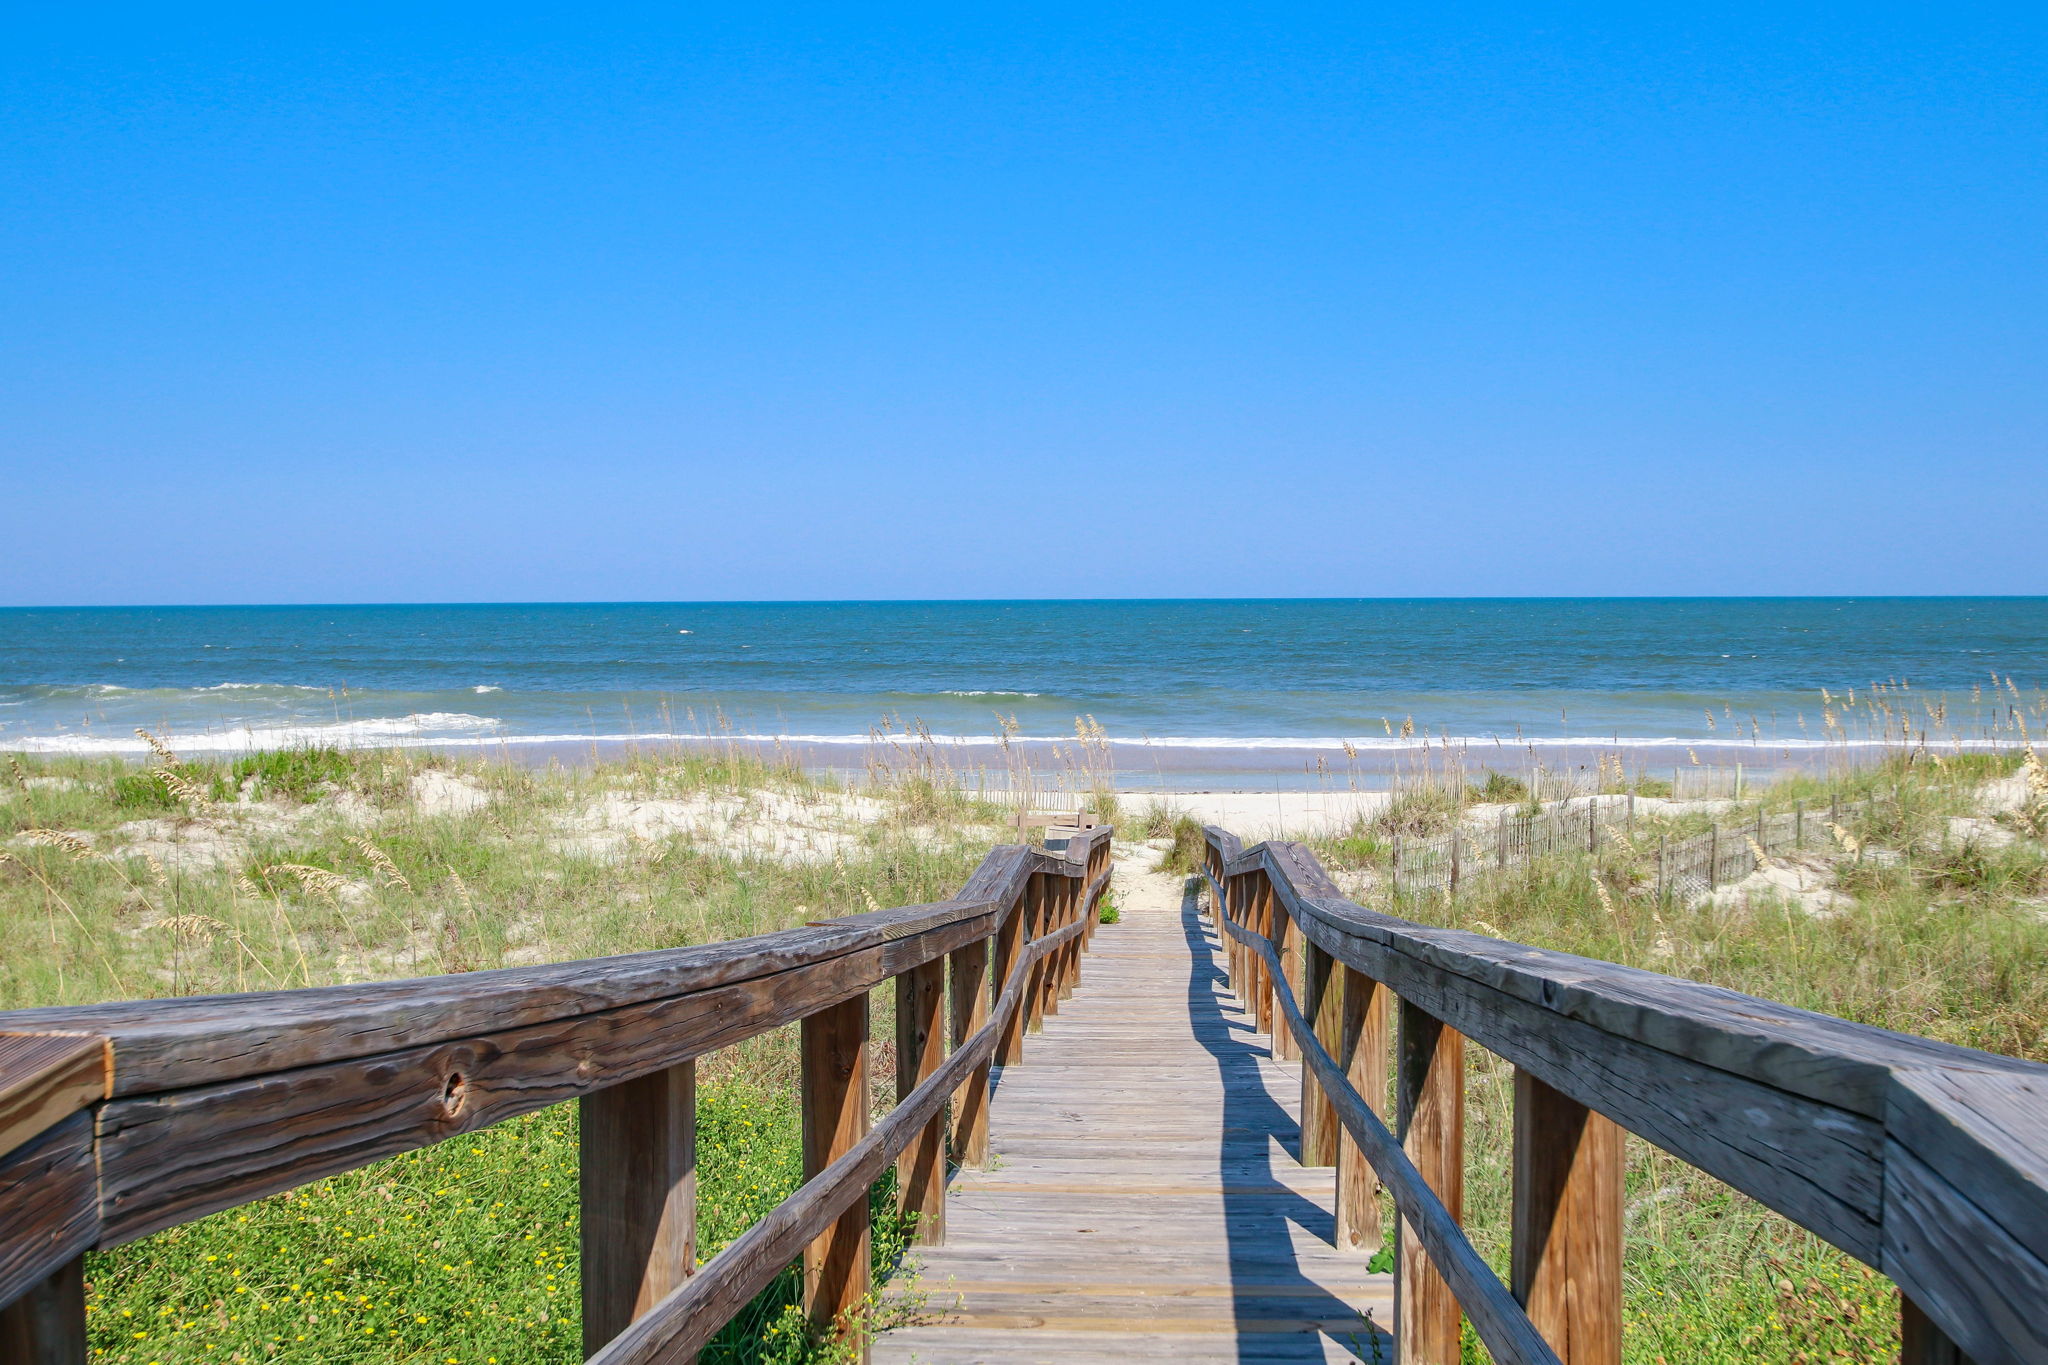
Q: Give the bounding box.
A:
[1201,824,2048,1365]
[0,825,1117,1362]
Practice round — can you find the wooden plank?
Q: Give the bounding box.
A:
[1880,1139,2048,1365]
[1511,1069,1621,1365]
[92,916,996,1246]
[0,1035,107,1163]
[0,1255,83,1365]
[1885,1068,2048,1267]
[994,890,1029,1065]
[948,937,992,1167]
[1397,999,1465,1365]
[895,958,947,1244]
[580,1061,696,1356]
[1336,967,1388,1254]
[0,1112,96,1318]
[804,994,871,1351]
[0,845,1045,1097]
[1299,942,1338,1167]
[1289,899,1885,1260]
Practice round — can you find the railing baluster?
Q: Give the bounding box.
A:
[802,995,870,1352]
[896,958,948,1244]
[994,885,1030,1064]
[0,1256,85,1365]
[1398,999,1466,1365]
[949,936,993,1166]
[1301,940,1339,1166]
[1026,873,1053,1034]
[1337,966,1390,1253]
[1511,1068,1622,1364]
[1270,879,1297,1061]
[580,1061,697,1358]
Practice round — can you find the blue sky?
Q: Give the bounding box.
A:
[3,5,2043,604]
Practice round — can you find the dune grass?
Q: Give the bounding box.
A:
[2,746,1002,1364]
[1299,748,2048,1362]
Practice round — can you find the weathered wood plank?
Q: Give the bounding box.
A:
[1398,999,1465,1365]
[948,938,992,1167]
[0,846,1047,1096]
[1880,1139,2048,1365]
[0,1035,107,1164]
[1511,1069,1621,1365]
[1336,967,1388,1254]
[581,1061,696,1356]
[0,1255,84,1365]
[804,995,871,1350]
[0,1112,96,1317]
[895,958,946,1244]
[92,916,997,1245]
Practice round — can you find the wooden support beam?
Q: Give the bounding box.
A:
[802,995,870,1352]
[1901,1298,1974,1365]
[1025,875,1051,1035]
[1397,999,1465,1365]
[1512,1069,1622,1365]
[0,1256,84,1365]
[1300,941,1339,1167]
[895,958,947,1245]
[581,1062,697,1357]
[1337,967,1389,1253]
[948,938,992,1167]
[994,891,1029,1066]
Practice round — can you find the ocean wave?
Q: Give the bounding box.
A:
[0,712,504,755]
[937,690,1042,697]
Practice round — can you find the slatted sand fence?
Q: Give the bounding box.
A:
[873,849,1394,1363]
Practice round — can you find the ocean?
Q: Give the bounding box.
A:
[1,599,2042,787]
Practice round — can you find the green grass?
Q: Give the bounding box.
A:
[1,747,997,1364]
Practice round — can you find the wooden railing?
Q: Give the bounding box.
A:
[0,826,1113,1365]
[1201,826,2048,1365]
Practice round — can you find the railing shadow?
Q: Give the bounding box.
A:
[1177,878,1392,1363]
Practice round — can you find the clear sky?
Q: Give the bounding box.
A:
[4,5,2043,605]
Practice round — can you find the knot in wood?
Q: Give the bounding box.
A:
[440,1071,468,1118]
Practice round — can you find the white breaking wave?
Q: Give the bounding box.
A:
[938,690,1042,697]
[1,712,504,755]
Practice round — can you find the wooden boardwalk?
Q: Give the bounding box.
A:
[874,853,1393,1364]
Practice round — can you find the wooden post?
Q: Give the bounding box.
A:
[1254,877,1277,1039]
[0,1257,85,1365]
[1795,799,1805,848]
[1025,873,1051,1035]
[1396,999,1464,1365]
[994,888,1029,1065]
[1300,940,1339,1165]
[1448,830,1461,895]
[1270,881,1296,1061]
[1392,835,1403,896]
[802,995,871,1348]
[896,957,947,1244]
[1511,1069,1622,1364]
[1656,836,1667,903]
[1336,968,1389,1253]
[1497,812,1507,868]
[1901,1297,1974,1364]
[949,937,992,1166]
[582,1062,697,1357]
[1709,824,1719,887]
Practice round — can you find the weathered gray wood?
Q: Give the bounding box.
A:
[1885,1068,2048,1267]
[0,1112,97,1317]
[581,1061,696,1357]
[0,1035,106,1163]
[1287,893,1886,1260]
[0,1255,83,1365]
[895,957,947,1244]
[1880,1139,2048,1365]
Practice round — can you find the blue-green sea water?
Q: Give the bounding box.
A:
[0,600,2041,777]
